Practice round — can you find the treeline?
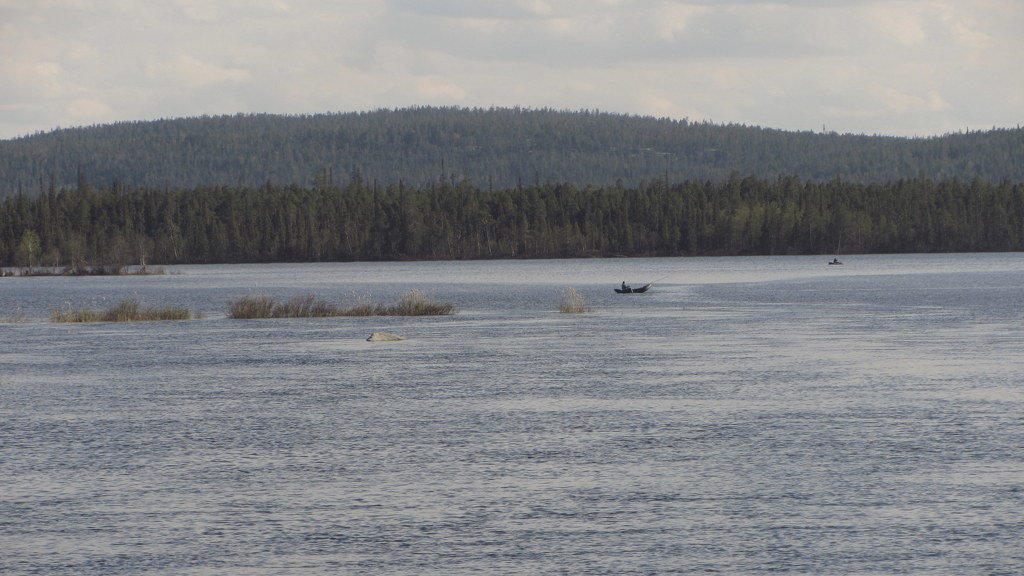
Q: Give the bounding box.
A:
[3,107,1023,201]
[2,175,1022,269]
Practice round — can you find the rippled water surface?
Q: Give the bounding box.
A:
[2,254,1023,575]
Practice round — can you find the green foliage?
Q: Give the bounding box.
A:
[2,176,1023,267]
[2,107,1023,201]
[15,229,40,269]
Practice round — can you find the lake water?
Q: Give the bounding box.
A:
[2,254,1023,575]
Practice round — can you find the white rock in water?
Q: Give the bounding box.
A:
[367,332,406,342]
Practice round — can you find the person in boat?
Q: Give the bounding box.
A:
[831,258,841,264]
[621,281,630,291]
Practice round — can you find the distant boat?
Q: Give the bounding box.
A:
[830,238,843,265]
[615,283,651,293]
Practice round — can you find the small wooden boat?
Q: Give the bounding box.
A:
[828,258,842,265]
[615,283,651,294]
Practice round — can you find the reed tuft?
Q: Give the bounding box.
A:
[559,286,588,314]
[3,307,29,323]
[227,290,455,318]
[274,293,342,318]
[338,291,377,316]
[226,294,276,319]
[227,293,341,319]
[50,298,191,322]
[378,289,455,316]
[50,303,100,323]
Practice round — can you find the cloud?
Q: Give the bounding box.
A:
[66,98,115,121]
[654,4,711,42]
[3,60,65,99]
[146,54,251,88]
[0,0,1021,138]
[415,76,468,100]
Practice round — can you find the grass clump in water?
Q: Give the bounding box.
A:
[50,305,101,323]
[337,291,377,317]
[227,293,340,319]
[376,289,455,316]
[226,291,342,317]
[50,298,192,322]
[227,290,455,319]
[559,286,589,314]
[3,307,29,323]
[281,293,341,317]
[226,294,276,319]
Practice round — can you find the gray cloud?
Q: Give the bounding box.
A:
[0,0,1020,138]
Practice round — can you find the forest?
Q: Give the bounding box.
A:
[2,107,1023,201]
[2,174,1022,271]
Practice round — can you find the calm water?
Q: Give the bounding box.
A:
[2,254,1023,575]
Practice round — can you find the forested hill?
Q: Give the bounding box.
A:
[2,107,1023,200]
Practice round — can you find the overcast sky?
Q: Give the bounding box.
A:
[1,0,1021,139]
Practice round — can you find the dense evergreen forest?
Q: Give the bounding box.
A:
[2,107,1023,201]
[2,175,1022,270]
